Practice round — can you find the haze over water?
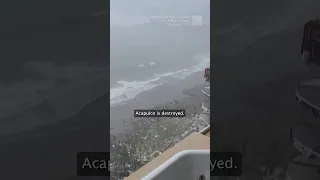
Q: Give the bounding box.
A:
[110,0,210,106]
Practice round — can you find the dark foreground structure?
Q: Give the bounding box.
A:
[290,19,320,180]
[0,1,109,179]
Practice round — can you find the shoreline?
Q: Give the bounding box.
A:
[110,82,208,179]
[110,71,206,134]
[0,70,206,142]
[0,71,206,144]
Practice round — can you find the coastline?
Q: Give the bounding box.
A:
[110,76,208,179]
[110,71,206,134]
[0,70,205,142]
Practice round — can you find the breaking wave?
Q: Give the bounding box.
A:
[110,53,209,106]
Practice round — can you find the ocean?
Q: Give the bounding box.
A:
[110,22,210,107]
[110,52,210,106]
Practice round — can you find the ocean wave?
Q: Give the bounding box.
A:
[110,53,209,106]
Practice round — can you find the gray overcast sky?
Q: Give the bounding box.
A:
[110,0,210,26]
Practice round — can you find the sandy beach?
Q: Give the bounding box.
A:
[110,71,207,134]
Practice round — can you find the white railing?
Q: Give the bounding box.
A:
[202,87,210,98]
[295,78,320,116]
[200,125,210,135]
[201,103,210,112]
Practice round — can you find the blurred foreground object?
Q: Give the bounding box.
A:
[301,19,320,66]
[204,67,210,82]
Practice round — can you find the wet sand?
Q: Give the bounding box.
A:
[110,71,206,134]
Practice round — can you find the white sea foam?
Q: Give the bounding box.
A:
[110,53,209,106]
[0,53,209,121]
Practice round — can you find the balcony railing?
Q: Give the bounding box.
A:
[202,86,210,98]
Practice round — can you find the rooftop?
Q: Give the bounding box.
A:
[125,129,210,180]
